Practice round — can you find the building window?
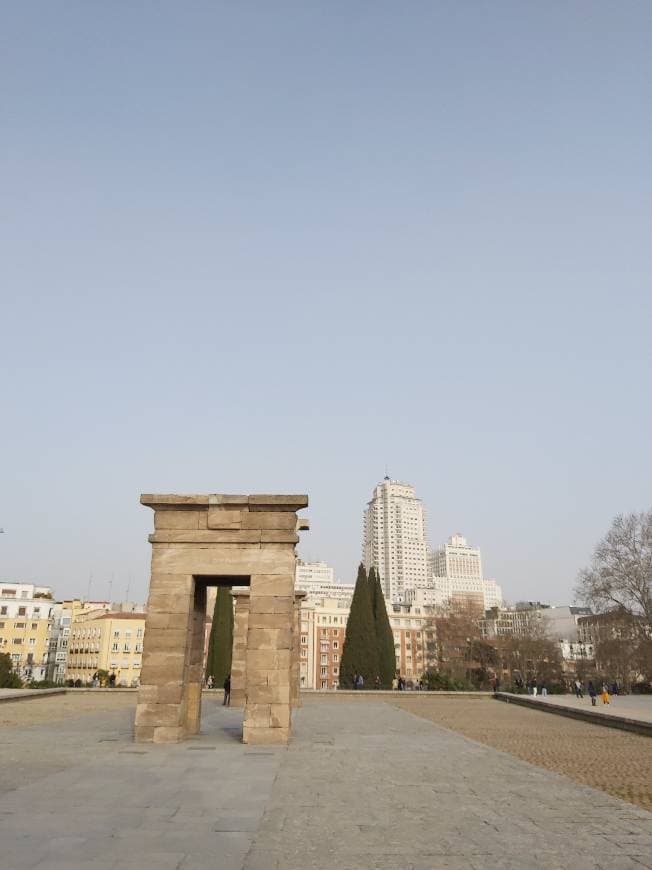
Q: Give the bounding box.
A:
[112,643,119,652]
[320,667,327,676]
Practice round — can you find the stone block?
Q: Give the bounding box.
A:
[260,530,300,544]
[250,574,295,596]
[152,726,185,743]
[248,595,293,615]
[209,494,249,505]
[145,612,191,631]
[247,684,291,705]
[241,512,298,530]
[242,725,290,745]
[246,669,291,688]
[147,591,193,614]
[133,724,155,742]
[270,704,291,728]
[247,612,294,630]
[142,628,189,653]
[247,628,293,650]
[207,508,242,530]
[243,703,271,726]
[134,703,184,728]
[139,651,187,682]
[154,510,200,530]
[141,494,209,506]
[248,495,308,507]
[246,649,291,671]
[149,530,262,544]
[148,573,194,594]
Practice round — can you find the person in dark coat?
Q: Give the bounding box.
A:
[223,674,231,706]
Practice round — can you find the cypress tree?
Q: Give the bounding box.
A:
[205,586,233,687]
[339,564,378,687]
[368,567,397,687]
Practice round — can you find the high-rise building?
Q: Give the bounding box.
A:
[363,478,429,603]
[429,534,502,611]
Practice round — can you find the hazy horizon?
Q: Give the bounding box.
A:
[2,3,651,607]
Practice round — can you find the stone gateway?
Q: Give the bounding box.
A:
[134,493,308,745]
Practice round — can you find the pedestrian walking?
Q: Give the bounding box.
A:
[601,683,610,705]
[223,674,231,706]
[574,679,583,699]
[356,674,364,690]
[374,675,381,690]
[540,682,548,697]
[392,676,398,690]
[588,681,597,706]
[206,674,214,689]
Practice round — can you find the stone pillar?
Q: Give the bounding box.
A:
[230,590,250,707]
[291,591,306,708]
[185,581,206,735]
[134,572,196,744]
[242,567,295,745]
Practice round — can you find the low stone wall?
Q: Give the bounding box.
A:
[494,692,652,737]
[0,688,66,703]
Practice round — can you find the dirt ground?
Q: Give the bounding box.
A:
[386,694,652,812]
[0,690,137,728]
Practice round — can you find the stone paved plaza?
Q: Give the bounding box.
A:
[1,694,652,869]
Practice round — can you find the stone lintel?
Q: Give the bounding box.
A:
[141,493,308,511]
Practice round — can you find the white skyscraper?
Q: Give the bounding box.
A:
[363,477,429,603]
[429,534,502,611]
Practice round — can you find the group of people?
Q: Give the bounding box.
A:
[350,673,423,690]
[205,673,231,705]
[573,679,617,706]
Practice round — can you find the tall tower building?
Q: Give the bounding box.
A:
[363,478,429,603]
[429,534,502,611]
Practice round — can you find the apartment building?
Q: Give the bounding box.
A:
[300,597,349,690]
[0,583,55,681]
[66,610,146,686]
[389,597,437,681]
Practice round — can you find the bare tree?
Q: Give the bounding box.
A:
[576,511,652,628]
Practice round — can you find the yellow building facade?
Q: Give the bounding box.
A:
[66,611,146,687]
[0,615,51,681]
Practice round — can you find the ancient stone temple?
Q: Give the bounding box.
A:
[134,493,308,745]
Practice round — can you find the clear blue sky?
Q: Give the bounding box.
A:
[1,3,651,605]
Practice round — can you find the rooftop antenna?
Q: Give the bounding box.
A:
[125,572,131,602]
[384,464,390,481]
[86,571,93,602]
